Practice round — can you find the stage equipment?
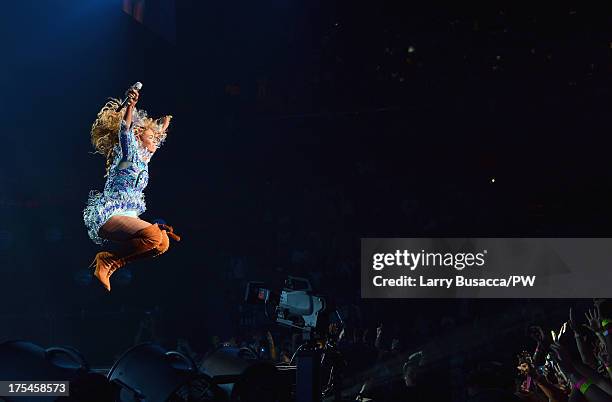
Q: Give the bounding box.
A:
[0,339,113,402]
[244,276,327,338]
[108,342,220,402]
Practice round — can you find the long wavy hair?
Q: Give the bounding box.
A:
[90,98,168,176]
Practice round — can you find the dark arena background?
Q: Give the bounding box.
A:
[2,1,612,401]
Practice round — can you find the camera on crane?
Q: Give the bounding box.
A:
[244,276,327,339]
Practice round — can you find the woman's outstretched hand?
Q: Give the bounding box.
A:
[122,86,140,128]
[161,115,172,132]
[125,87,140,108]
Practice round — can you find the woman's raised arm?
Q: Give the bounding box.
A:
[122,87,139,129]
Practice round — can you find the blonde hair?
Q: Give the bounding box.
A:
[131,109,169,147]
[90,98,169,175]
[90,98,123,175]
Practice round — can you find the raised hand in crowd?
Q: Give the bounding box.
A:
[570,307,597,368]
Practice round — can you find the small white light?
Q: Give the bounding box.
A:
[491,178,496,183]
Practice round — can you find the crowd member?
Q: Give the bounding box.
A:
[159,299,612,401]
[515,301,612,402]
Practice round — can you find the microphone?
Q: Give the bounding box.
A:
[118,82,143,110]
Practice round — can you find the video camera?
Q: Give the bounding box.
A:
[244,276,327,338]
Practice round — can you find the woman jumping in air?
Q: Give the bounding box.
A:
[83,84,180,291]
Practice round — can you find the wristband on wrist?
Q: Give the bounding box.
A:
[574,378,594,394]
[574,377,587,390]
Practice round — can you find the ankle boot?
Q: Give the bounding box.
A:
[91,251,117,291]
[158,223,181,241]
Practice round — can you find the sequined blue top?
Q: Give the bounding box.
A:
[83,120,154,244]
